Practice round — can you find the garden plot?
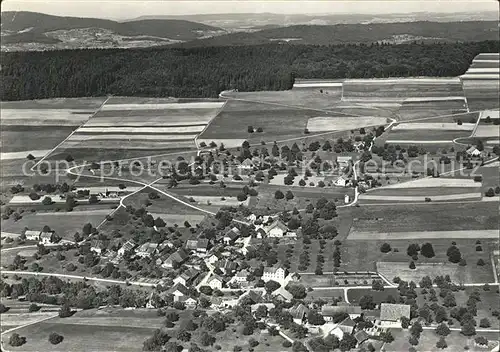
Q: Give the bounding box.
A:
[186,195,249,206]
[348,229,498,240]
[77,126,205,133]
[149,213,205,226]
[306,116,387,132]
[473,125,499,138]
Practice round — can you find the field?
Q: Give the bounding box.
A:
[306,116,387,133]
[51,99,224,161]
[473,124,499,138]
[461,54,500,111]
[0,308,163,352]
[342,78,466,102]
[396,98,468,121]
[347,202,498,235]
[221,88,342,110]
[0,209,111,240]
[385,129,471,143]
[358,193,482,203]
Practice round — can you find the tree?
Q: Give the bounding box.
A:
[176,330,191,342]
[9,333,26,346]
[88,194,99,204]
[446,245,462,263]
[287,284,306,299]
[29,303,41,312]
[48,332,64,345]
[58,304,72,318]
[274,190,284,200]
[247,126,254,133]
[479,318,491,328]
[485,188,495,197]
[443,292,457,307]
[421,242,435,258]
[265,280,281,293]
[410,321,423,338]
[371,280,384,291]
[359,295,375,310]
[26,153,36,160]
[435,323,451,336]
[436,337,447,349]
[380,331,394,343]
[285,190,294,200]
[401,316,410,329]
[475,336,488,346]
[307,310,325,325]
[380,243,391,253]
[42,196,53,205]
[409,261,416,269]
[0,303,9,313]
[460,321,476,336]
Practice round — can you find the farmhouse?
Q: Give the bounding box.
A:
[162,248,189,269]
[321,305,362,321]
[237,158,255,173]
[215,259,238,275]
[173,268,200,286]
[179,296,197,309]
[466,146,482,157]
[262,265,287,282]
[206,274,225,290]
[288,303,309,325]
[337,317,357,334]
[170,283,190,300]
[118,240,136,256]
[232,269,250,283]
[135,242,158,258]
[334,176,349,187]
[271,286,293,302]
[379,303,411,328]
[265,219,288,238]
[205,253,222,265]
[39,231,55,245]
[24,230,40,241]
[223,227,241,244]
[90,239,107,255]
[354,330,370,345]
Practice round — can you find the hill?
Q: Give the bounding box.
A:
[1,11,225,51]
[179,21,499,47]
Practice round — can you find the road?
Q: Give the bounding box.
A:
[0,270,155,287]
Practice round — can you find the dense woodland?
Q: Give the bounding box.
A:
[1,41,498,101]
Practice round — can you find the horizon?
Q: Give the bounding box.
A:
[2,0,498,21]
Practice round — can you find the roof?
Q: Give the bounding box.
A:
[235,269,249,278]
[339,317,356,328]
[179,268,200,281]
[207,274,224,285]
[224,227,241,240]
[337,156,353,162]
[40,232,53,239]
[197,238,209,249]
[239,290,263,304]
[24,230,40,236]
[289,303,309,320]
[380,303,411,321]
[266,220,288,233]
[239,158,254,167]
[272,287,293,301]
[165,248,189,264]
[171,283,189,296]
[121,240,136,251]
[215,259,238,272]
[354,330,370,344]
[185,239,198,250]
[321,305,362,316]
[466,146,478,153]
[137,242,158,254]
[91,239,106,249]
[263,265,285,275]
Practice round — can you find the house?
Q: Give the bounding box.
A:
[24,230,40,241]
[233,269,250,283]
[329,327,345,340]
[380,303,411,328]
[205,253,221,265]
[171,283,190,301]
[265,220,288,238]
[466,146,482,157]
[90,239,107,255]
[206,275,224,290]
[161,248,189,269]
[337,156,353,168]
[238,158,254,172]
[215,259,238,275]
[179,296,197,309]
[246,214,258,223]
[337,317,357,334]
[135,242,158,258]
[223,227,241,245]
[238,290,263,305]
[39,231,55,245]
[272,286,293,302]
[288,303,309,325]
[262,265,287,282]
[186,238,210,254]
[255,228,267,239]
[321,305,363,321]
[118,240,136,256]
[185,239,199,251]
[354,330,370,345]
[334,176,349,187]
[173,268,200,286]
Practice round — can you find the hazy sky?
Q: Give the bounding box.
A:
[2,0,498,20]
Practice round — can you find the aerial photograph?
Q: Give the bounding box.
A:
[0,0,499,351]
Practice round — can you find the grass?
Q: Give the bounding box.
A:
[349,202,499,234]
[386,129,471,142]
[0,97,106,110]
[1,126,76,153]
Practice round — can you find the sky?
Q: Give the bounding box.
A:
[2,0,498,20]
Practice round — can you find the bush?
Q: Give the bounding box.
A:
[282,340,292,348]
[9,333,26,347]
[48,332,64,345]
[485,188,495,197]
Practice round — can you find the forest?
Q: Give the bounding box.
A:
[1,40,498,101]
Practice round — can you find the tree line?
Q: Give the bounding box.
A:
[1,41,498,101]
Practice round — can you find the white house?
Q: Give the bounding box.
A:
[265,220,288,238]
[39,231,54,245]
[205,253,221,265]
[206,275,224,290]
[466,146,482,157]
[118,240,136,256]
[24,230,40,241]
[337,156,353,168]
[379,303,411,328]
[334,176,349,187]
[135,242,158,258]
[223,227,241,245]
[271,286,293,302]
[171,283,190,301]
[262,265,287,282]
[232,269,250,284]
[173,268,200,286]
